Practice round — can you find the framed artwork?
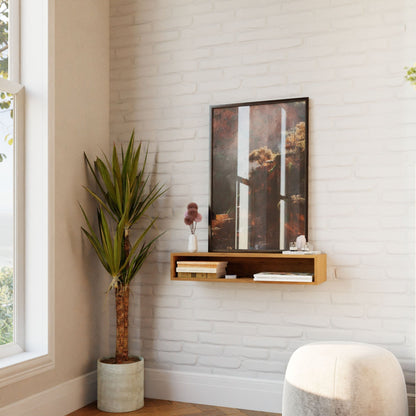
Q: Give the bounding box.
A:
[209,97,309,252]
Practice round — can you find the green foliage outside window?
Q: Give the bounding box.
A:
[405,64,416,88]
[0,0,7,78]
[0,0,12,345]
[0,266,13,345]
[0,0,9,163]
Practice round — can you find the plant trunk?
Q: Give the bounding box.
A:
[115,284,129,363]
[115,229,131,363]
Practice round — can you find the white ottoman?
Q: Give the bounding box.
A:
[282,342,408,416]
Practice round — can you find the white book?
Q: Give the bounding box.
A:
[253,272,313,282]
[282,251,321,255]
[254,276,312,282]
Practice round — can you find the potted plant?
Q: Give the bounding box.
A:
[80,131,166,412]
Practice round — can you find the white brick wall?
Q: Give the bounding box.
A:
[110,0,416,405]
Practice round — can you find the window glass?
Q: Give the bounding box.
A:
[0,91,13,346]
[0,0,7,80]
[0,0,12,351]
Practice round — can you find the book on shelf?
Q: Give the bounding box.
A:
[253,271,313,282]
[175,266,227,273]
[176,260,228,279]
[176,266,226,276]
[282,251,322,255]
[177,272,221,279]
[177,261,228,269]
[177,271,225,279]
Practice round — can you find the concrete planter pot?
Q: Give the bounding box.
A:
[97,356,144,413]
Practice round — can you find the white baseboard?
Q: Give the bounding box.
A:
[144,368,283,413]
[0,368,412,415]
[0,371,97,416]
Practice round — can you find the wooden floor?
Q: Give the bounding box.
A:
[67,398,282,416]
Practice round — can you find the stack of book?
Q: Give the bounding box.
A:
[253,271,313,282]
[176,261,228,279]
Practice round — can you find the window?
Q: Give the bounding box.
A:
[0,0,24,358]
[0,0,52,384]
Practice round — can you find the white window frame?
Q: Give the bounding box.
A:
[0,0,54,385]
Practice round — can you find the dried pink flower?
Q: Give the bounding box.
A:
[184,215,193,226]
[184,202,202,233]
[186,207,198,220]
[187,202,198,210]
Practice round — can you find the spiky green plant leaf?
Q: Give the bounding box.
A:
[80,131,167,290]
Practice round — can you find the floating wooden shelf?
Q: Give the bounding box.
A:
[171,252,327,285]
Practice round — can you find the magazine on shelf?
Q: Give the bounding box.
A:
[253,271,313,282]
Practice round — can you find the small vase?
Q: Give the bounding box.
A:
[188,233,198,252]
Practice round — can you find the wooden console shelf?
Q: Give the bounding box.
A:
[171,252,326,285]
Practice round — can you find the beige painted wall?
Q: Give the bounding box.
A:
[0,0,109,407]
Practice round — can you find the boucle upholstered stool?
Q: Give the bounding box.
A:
[282,342,408,416]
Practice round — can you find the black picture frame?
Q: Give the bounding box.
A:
[209,97,309,252]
